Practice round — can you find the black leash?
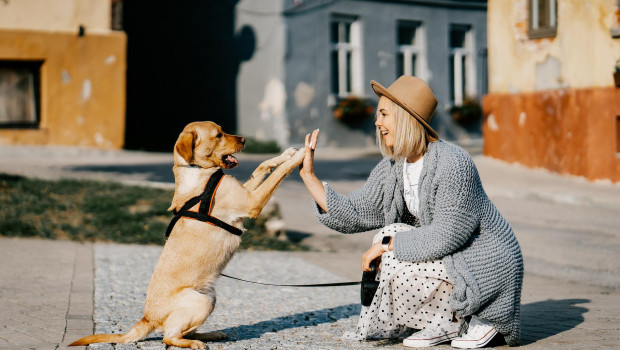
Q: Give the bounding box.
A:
[220,273,361,287]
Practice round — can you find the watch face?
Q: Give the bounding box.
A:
[382,236,391,245]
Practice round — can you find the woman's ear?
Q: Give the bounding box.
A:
[175,130,196,165]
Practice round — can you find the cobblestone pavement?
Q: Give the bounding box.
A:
[83,243,619,350]
[88,244,404,350]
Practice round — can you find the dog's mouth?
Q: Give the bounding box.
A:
[222,154,239,168]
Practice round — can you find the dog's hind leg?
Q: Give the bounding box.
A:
[162,289,215,349]
[163,335,206,349]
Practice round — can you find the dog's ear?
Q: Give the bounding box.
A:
[175,130,196,164]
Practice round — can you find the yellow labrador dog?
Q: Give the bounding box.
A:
[71,121,306,349]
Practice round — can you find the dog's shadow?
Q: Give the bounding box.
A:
[519,298,589,345]
[219,303,360,342]
[141,303,360,345]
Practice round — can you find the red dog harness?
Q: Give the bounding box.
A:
[165,168,243,238]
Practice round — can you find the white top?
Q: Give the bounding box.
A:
[403,156,424,216]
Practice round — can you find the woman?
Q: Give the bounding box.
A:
[299,76,523,348]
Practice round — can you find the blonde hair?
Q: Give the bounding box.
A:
[376,98,438,161]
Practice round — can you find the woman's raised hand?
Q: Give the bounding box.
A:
[299,129,319,179]
[298,129,327,212]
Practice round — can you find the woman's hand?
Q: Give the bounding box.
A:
[299,129,319,179]
[298,129,328,212]
[362,242,386,272]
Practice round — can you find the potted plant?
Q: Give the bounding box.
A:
[450,98,482,127]
[333,96,375,127]
[615,58,620,88]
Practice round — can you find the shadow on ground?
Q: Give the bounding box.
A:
[67,157,383,184]
[519,298,589,345]
[218,303,361,341]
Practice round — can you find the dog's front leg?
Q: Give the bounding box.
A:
[243,147,298,191]
[246,148,306,218]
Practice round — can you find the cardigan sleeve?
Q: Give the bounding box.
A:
[312,158,389,233]
[393,154,481,262]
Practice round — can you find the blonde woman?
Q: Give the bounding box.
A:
[299,76,523,348]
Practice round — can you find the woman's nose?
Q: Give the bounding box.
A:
[375,115,382,127]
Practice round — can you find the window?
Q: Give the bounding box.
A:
[330,15,362,97]
[111,0,123,31]
[0,61,42,128]
[449,24,475,106]
[396,20,428,81]
[529,0,557,39]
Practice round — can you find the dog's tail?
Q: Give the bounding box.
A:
[69,317,154,346]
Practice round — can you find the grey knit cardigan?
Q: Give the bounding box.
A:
[315,140,523,346]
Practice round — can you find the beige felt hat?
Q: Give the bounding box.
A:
[371,76,438,139]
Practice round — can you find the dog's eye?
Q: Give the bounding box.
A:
[216,133,222,138]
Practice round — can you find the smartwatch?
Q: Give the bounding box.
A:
[381,236,392,252]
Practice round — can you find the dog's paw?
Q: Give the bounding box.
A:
[190,340,207,349]
[281,147,298,159]
[290,147,307,163]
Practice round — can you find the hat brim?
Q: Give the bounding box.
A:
[371,80,438,139]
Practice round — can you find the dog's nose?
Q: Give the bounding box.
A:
[240,137,245,145]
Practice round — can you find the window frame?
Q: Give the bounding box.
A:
[449,24,476,106]
[330,14,363,98]
[396,20,428,81]
[0,60,43,129]
[528,0,557,39]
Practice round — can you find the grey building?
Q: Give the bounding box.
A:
[235,0,487,149]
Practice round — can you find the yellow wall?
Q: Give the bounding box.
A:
[488,0,620,93]
[0,0,111,33]
[0,29,126,149]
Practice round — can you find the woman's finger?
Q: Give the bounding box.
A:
[310,129,319,150]
[305,133,310,147]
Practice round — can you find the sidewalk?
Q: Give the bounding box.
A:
[0,144,619,349]
[0,238,93,350]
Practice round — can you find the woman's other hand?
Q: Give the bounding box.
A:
[362,242,385,272]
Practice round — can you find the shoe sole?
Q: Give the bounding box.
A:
[403,332,459,348]
[451,328,498,349]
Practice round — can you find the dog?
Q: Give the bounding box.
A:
[70,121,306,349]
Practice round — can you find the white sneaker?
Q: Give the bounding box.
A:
[403,327,459,348]
[450,317,498,349]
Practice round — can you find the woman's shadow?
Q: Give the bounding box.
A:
[518,298,589,345]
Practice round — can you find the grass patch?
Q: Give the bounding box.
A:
[0,174,307,250]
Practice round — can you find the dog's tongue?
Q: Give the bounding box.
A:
[225,154,238,166]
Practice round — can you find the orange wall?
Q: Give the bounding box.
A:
[483,87,620,182]
[0,29,126,149]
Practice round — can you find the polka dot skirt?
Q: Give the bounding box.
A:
[343,223,462,341]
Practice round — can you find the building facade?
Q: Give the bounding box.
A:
[235,0,488,148]
[483,0,620,182]
[0,0,126,149]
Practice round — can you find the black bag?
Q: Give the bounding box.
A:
[360,259,379,307]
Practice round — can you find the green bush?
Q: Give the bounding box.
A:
[242,137,281,154]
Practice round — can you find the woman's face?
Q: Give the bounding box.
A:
[375,97,397,147]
